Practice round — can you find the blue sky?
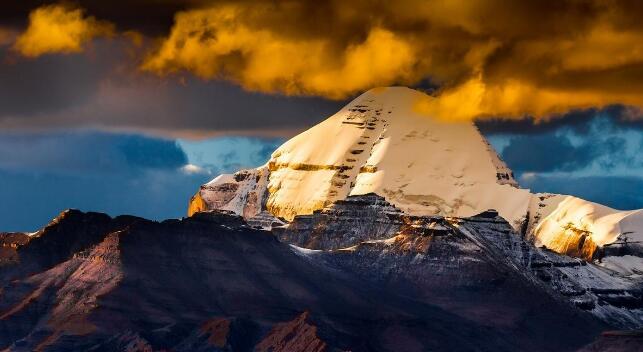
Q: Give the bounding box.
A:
[0,131,284,231]
[178,137,284,176]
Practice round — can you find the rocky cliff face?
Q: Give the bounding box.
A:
[457,212,643,328]
[273,193,404,249]
[189,167,270,219]
[276,193,643,329]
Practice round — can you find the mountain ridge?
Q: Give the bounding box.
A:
[0,207,619,351]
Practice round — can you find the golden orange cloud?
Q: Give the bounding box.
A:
[13,4,114,57]
[142,4,420,99]
[140,0,643,120]
[414,75,643,122]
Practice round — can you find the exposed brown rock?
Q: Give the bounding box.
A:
[268,162,351,172]
[0,232,30,247]
[0,232,30,266]
[200,318,231,348]
[2,231,124,350]
[255,312,326,352]
[198,183,240,211]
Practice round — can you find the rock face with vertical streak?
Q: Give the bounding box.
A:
[527,193,643,261]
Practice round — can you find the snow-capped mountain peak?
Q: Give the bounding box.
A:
[198,87,530,224]
[191,86,643,268]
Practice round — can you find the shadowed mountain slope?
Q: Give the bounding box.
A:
[0,209,607,351]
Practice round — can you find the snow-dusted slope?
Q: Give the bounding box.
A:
[528,193,643,260]
[265,87,531,225]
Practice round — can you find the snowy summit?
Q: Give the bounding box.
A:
[191,87,643,264]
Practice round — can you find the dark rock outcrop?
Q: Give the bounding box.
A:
[277,194,643,330]
[459,213,643,328]
[1,209,143,283]
[274,193,404,249]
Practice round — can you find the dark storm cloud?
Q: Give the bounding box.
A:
[501,135,598,173]
[0,43,113,117]
[477,111,596,136]
[0,167,209,232]
[0,131,291,232]
[0,131,187,174]
[501,132,632,174]
[521,175,643,211]
[476,105,643,136]
[135,0,643,120]
[3,1,643,132]
[0,2,343,136]
[144,77,344,132]
[0,0,204,34]
[0,130,212,232]
[117,134,187,169]
[75,73,342,133]
[0,38,343,135]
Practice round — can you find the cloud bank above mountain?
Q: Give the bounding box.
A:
[2,0,643,123]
